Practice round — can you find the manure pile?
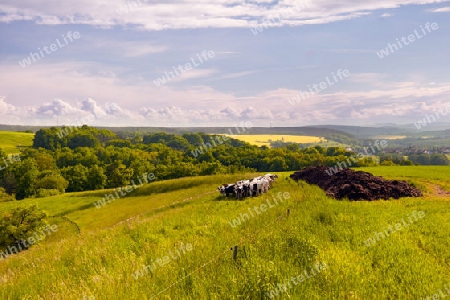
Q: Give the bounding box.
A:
[290,166,422,201]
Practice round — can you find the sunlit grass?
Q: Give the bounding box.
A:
[0,167,449,299]
[0,131,34,154]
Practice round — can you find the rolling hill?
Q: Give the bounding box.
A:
[0,166,449,299]
[0,131,34,154]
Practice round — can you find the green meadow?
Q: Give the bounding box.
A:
[0,166,449,299]
[0,131,34,155]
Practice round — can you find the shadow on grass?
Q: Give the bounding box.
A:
[53,203,95,217]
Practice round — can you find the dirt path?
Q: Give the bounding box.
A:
[415,179,450,198]
[429,183,450,197]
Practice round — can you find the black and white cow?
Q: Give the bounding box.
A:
[217,174,277,199]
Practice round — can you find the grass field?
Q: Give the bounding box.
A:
[224,134,325,147]
[0,131,34,154]
[0,166,449,299]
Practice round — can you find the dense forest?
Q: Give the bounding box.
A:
[0,125,448,201]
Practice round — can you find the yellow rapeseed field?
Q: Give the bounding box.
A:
[224,134,324,147]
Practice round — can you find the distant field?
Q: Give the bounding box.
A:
[225,134,324,147]
[0,131,34,154]
[371,135,408,140]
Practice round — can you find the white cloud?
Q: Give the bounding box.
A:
[2,60,450,126]
[0,0,448,30]
[380,12,393,17]
[429,6,450,12]
[217,70,259,79]
[123,44,168,57]
[168,69,219,83]
[35,99,83,117]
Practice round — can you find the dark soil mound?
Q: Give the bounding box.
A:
[290,166,422,201]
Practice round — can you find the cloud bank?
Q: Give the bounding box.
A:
[1,0,449,30]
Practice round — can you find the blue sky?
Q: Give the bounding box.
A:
[0,0,449,127]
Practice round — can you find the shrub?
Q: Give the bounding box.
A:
[0,187,15,202]
[0,205,48,253]
[35,189,61,198]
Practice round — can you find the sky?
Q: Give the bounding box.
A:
[0,0,449,127]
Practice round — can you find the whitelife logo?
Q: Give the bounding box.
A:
[132,243,193,279]
[18,31,81,68]
[250,0,312,35]
[0,154,20,171]
[229,192,291,228]
[93,172,156,209]
[363,211,425,247]
[414,104,450,130]
[288,69,350,105]
[376,22,439,59]
[153,50,215,87]
[0,224,58,261]
[325,140,388,176]
[266,262,328,298]
[190,121,253,158]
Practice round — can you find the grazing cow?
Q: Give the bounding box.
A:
[218,186,226,196]
[265,173,278,179]
[217,174,278,199]
[235,185,244,200]
[243,183,251,198]
[250,179,261,197]
[260,178,270,193]
[224,184,236,197]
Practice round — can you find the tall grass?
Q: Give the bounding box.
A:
[0,167,449,299]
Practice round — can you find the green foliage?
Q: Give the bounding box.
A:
[144,133,185,150]
[32,127,62,151]
[430,154,450,165]
[33,125,116,150]
[0,205,48,251]
[61,164,89,192]
[182,133,203,146]
[107,139,133,148]
[409,153,449,166]
[87,165,107,190]
[8,127,450,201]
[380,159,397,166]
[68,134,100,149]
[0,187,14,202]
[107,162,134,188]
[14,159,40,200]
[35,173,68,194]
[35,189,61,198]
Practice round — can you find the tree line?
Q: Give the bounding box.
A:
[0,125,447,201]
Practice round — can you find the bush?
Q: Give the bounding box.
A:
[380,159,397,166]
[0,205,48,253]
[0,187,15,202]
[35,189,62,198]
[35,173,68,194]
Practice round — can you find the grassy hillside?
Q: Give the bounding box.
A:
[0,131,34,154]
[0,167,449,299]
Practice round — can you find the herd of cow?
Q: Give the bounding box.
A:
[217,174,279,200]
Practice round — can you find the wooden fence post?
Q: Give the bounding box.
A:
[232,246,238,261]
